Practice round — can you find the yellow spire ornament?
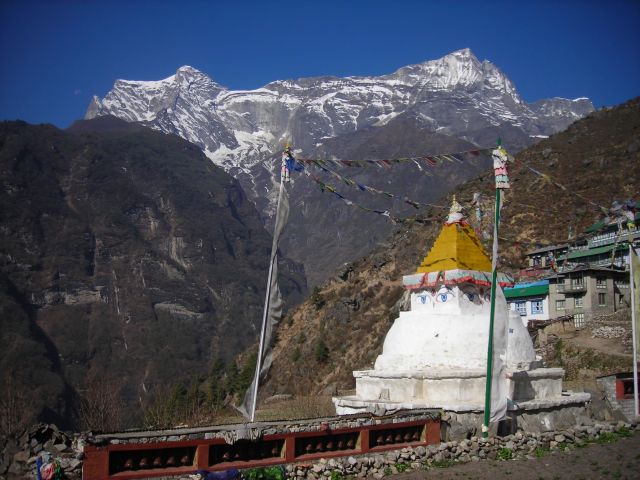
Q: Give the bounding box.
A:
[416,196,492,274]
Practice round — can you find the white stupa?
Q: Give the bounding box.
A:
[334,198,589,419]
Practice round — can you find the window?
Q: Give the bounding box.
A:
[556,299,565,310]
[533,256,541,267]
[616,378,637,400]
[531,299,544,315]
[572,276,584,288]
[515,301,527,316]
[574,312,585,328]
[598,293,606,306]
[574,296,583,308]
[622,380,635,398]
[596,277,606,289]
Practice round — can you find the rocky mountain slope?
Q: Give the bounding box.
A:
[0,117,306,430]
[262,97,639,398]
[86,49,594,286]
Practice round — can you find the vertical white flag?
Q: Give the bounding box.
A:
[490,286,509,422]
[630,245,639,418]
[237,184,290,421]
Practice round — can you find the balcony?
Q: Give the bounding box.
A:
[589,227,640,248]
[557,284,586,294]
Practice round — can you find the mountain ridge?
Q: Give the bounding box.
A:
[87,48,593,169]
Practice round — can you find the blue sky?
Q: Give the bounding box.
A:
[1,0,639,128]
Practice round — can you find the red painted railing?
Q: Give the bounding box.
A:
[83,418,440,480]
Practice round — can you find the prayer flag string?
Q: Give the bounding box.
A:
[525,166,608,212]
[303,158,449,210]
[282,148,506,225]
[300,169,443,224]
[295,147,493,168]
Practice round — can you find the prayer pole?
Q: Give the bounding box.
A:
[630,244,639,419]
[483,140,509,437]
[482,187,501,437]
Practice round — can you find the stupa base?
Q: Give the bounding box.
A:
[333,391,591,416]
[334,366,591,436]
[338,367,571,409]
[333,392,591,438]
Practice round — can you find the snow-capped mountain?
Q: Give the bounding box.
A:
[86,48,594,286]
[86,49,592,172]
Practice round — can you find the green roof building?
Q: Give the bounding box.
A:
[504,280,550,322]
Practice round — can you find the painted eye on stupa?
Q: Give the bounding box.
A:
[418,294,430,304]
[435,286,454,303]
[436,292,452,302]
[462,287,480,304]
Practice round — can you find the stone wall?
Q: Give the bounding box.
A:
[597,375,638,421]
[440,405,591,441]
[279,422,638,480]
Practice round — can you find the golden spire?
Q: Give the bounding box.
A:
[416,197,492,273]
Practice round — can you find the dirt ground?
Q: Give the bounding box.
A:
[556,328,632,358]
[540,320,630,357]
[394,432,640,480]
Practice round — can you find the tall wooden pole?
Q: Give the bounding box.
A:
[630,244,639,418]
[483,185,502,437]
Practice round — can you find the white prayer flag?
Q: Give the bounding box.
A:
[237,184,290,421]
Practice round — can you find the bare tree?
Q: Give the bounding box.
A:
[0,377,35,435]
[78,376,123,432]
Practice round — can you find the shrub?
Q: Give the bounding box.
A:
[291,347,301,362]
[534,446,548,458]
[243,466,285,480]
[597,432,618,444]
[311,287,325,310]
[431,459,456,468]
[617,426,632,438]
[315,339,329,363]
[497,447,513,461]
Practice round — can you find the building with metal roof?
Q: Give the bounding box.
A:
[504,280,550,322]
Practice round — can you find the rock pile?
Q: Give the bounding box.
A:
[281,422,638,479]
[591,326,626,339]
[0,424,84,479]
